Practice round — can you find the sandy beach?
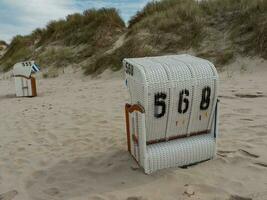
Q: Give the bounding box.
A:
[0,57,267,200]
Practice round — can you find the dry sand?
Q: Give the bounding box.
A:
[0,57,266,200]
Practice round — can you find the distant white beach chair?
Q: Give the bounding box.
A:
[124,54,219,174]
[13,61,40,97]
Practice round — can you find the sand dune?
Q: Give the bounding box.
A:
[0,57,267,200]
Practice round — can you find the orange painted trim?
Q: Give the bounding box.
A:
[125,104,131,153]
[126,104,145,114]
[14,75,31,79]
[130,154,141,167]
[125,104,145,153]
[31,77,37,97]
[145,130,211,145]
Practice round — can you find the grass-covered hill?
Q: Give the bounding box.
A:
[0,41,8,58]
[0,8,125,75]
[92,0,267,73]
[0,40,7,46]
[0,40,8,55]
[1,0,266,76]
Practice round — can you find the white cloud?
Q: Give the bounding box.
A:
[0,0,152,42]
[0,0,79,42]
[75,0,151,24]
[6,0,78,23]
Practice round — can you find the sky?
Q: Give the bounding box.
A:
[0,0,152,42]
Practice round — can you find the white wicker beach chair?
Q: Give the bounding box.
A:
[124,54,219,174]
[13,61,40,97]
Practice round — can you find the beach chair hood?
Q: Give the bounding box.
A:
[13,61,40,78]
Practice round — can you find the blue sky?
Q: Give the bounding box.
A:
[0,0,152,42]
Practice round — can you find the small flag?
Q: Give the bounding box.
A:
[31,63,40,73]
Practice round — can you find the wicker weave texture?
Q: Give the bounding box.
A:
[146,134,215,173]
[14,77,33,97]
[170,55,218,135]
[124,58,170,141]
[123,54,219,174]
[149,56,194,138]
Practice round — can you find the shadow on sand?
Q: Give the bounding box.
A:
[26,150,165,200]
[0,93,16,100]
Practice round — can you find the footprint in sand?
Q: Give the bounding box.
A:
[217,149,260,159]
[234,108,251,114]
[0,190,18,200]
[127,197,147,200]
[238,149,259,158]
[235,93,265,98]
[254,162,267,168]
[218,95,236,99]
[217,150,236,157]
[240,118,254,122]
[43,187,60,196]
[32,170,47,179]
[88,195,107,200]
[229,194,252,200]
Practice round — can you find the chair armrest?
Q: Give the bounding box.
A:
[125,103,145,152]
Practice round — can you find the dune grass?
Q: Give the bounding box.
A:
[0,8,125,72]
[1,0,266,74]
[83,36,157,75]
[201,0,267,58]
[129,0,204,49]
[87,0,267,74]
[0,36,33,72]
[37,8,125,46]
[0,40,7,46]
